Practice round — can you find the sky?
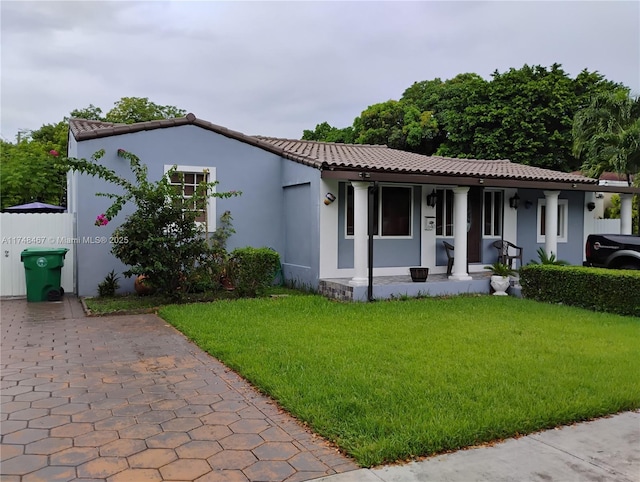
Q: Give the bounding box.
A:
[1,0,639,143]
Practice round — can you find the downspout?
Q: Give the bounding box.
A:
[367,182,378,302]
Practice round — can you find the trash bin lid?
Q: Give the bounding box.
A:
[20,247,69,257]
[21,247,69,256]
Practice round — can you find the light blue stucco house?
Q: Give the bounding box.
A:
[67,114,638,300]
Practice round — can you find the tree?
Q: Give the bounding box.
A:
[0,141,66,209]
[303,64,623,171]
[350,100,439,152]
[302,122,354,143]
[62,149,240,299]
[1,97,187,212]
[70,104,104,121]
[104,97,186,124]
[572,89,640,180]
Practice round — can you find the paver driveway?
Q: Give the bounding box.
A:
[0,297,358,481]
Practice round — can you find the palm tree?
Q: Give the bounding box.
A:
[572,89,640,183]
[573,89,640,234]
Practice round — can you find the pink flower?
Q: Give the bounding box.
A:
[95,214,109,226]
[49,149,59,157]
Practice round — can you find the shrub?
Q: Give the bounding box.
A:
[63,149,240,301]
[528,247,569,265]
[520,264,640,317]
[97,270,120,297]
[229,247,281,297]
[484,261,516,277]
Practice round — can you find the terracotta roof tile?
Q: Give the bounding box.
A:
[254,137,596,184]
[69,115,596,185]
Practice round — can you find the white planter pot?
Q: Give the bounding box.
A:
[490,275,510,296]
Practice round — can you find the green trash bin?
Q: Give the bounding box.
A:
[20,247,69,302]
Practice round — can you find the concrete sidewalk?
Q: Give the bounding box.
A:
[315,411,640,482]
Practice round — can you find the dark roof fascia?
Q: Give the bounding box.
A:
[71,114,322,170]
[321,169,640,194]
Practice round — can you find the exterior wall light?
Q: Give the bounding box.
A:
[324,192,336,205]
[426,189,438,208]
[586,201,596,211]
[509,193,520,209]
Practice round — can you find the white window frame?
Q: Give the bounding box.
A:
[345,184,414,239]
[435,188,454,237]
[482,190,503,238]
[164,165,216,230]
[536,199,568,243]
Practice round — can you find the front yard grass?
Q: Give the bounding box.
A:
[159,294,640,467]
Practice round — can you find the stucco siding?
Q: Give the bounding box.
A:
[517,189,586,266]
[337,182,421,269]
[73,125,288,296]
[283,184,311,267]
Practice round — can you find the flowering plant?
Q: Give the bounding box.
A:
[95,213,109,226]
[49,149,59,157]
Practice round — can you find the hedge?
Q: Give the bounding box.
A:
[520,265,640,317]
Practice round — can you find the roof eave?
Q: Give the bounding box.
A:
[320,168,640,193]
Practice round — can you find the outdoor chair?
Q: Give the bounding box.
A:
[443,241,468,276]
[492,240,523,270]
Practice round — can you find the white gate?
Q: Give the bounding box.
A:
[0,213,75,297]
[592,218,621,234]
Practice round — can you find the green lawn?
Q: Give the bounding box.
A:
[159,294,640,467]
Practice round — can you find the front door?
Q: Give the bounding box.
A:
[467,187,482,263]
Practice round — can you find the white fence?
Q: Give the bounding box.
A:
[592,218,621,234]
[0,213,75,298]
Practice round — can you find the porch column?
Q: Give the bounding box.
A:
[450,186,471,281]
[349,181,370,286]
[620,193,633,235]
[543,190,560,258]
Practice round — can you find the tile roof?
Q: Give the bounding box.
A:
[70,114,597,185]
[255,137,596,184]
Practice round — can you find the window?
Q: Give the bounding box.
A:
[435,188,454,236]
[164,165,216,226]
[537,199,568,243]
[483,190,503,237]
[345,184,412,237]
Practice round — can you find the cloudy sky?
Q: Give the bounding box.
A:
[1,1,639,143]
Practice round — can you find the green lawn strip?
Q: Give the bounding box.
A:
[159,295,640,467]
[82,286,294,315]
[83,294,167,314]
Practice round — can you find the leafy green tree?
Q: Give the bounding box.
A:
[2,97,187,211]
[305,64,622,171]
[0,140,66,209]
[104,97,186,124]
[302,122,354,143]
[350,100,439,152]
[70,104,104,121]
[573,89,640,180]
[62,149,240,299]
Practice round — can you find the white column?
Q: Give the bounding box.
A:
[620,193,633,235]
[543,190,560,258]
[450,186,471,281]
[349,181,370,286]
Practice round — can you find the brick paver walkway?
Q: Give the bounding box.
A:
[0,297,358,481]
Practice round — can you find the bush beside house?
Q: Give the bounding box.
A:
[520,265,640,317]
